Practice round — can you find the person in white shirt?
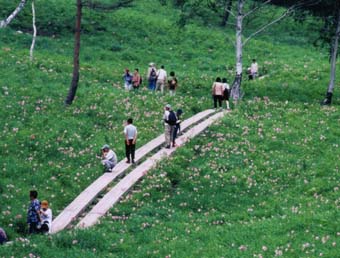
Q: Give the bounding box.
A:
[101,144,117,172]
[250,59,258,79]
[124,118,138,164]
[156,65,167,94]
[39,200,52,234]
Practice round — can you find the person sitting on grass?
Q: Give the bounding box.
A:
[0,227,8,244]
[101,144,117,173]
[39,200,52,234]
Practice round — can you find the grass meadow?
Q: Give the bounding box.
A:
[0,0,339,257]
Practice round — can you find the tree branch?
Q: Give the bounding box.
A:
[243,4,296,46]
[0,0,27,28]
[83,0,133,11]
[243,0,272,18]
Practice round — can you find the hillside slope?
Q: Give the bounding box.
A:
[0,0,339,257]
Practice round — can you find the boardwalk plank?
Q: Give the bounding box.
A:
[77,111,225,229]
[51,109,215,234]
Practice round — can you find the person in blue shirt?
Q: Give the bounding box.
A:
[122,68,133,91]
[27,190,41,234]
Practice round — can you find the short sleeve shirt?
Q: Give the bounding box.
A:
[124,124,137,140]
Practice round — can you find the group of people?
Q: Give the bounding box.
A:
[211,77,231,110]
[101,105,182,172]
[122,63,178,96]
[27,190,52,235]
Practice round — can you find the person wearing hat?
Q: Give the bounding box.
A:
[39,200,52,234]
[163,104,177,148]
[101,144,118,172]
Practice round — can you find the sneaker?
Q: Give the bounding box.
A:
[165,145,171,149]
[126,160,130,164]
[132,160,135,164]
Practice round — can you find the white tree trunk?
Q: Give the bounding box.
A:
[0,0,27,28]
[327,10,340,94]
[30,0,36,62]
[231,0,243,101]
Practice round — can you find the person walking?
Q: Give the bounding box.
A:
[172,109,183,147]
[147,63,157,91]
[211,77,224,109]
[163,104,177,148]
[27,190,41,234]
[156,65,167,94]
[222,78,231,110]
[124,118,138,164]
[168,71,178,96]
[122,68,133,91]
[132,68,142,90]
[101,144,118,172]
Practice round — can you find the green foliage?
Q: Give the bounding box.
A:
[0,0,339,257]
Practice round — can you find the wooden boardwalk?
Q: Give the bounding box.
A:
[77,111,225,229]
[51,109,215,234]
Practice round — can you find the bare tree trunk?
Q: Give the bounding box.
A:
[322,10,340,105]
[0,0,27,28]
[65,0,82,105]
[30,0,36,62]
[221,0,233,27]
[230,0,243,101]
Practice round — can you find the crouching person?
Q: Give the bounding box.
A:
[101,144,117,172]
[0,227,7,244]
[39,200,52,234]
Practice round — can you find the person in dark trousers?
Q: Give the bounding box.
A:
[27,190,41,234]
[172,109,183,147]
[211,77,224,109]
[124,118,138,164]
[0,227,7,244]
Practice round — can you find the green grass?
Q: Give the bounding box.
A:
[0,0,340,257]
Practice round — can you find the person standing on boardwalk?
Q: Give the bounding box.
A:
[211,77,224,109]
[101,145,117,172]
[122,68,133,91]
[132,68,142,90]
[222,78,231,110]
[163,104,177,149]
[124,118,138,164]
[147,63,157,91]
[172,109,183,147]
[168,71,178,96]
[156,65,167,94]
[27,190,41,234]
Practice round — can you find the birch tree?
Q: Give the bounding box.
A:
[29,0,37,62]
[0,0,28,28]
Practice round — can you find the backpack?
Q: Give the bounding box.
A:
[167,110,177,125]
[150,69,157,80]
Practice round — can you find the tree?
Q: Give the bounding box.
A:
[270,0,340,105]
[0,0,28,28]
[64,0,134,106]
